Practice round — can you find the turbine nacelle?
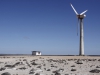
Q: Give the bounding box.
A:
[77,15,86,19]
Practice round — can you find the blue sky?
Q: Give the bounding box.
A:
[0,0,100,55]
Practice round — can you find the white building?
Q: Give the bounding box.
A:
[32,51,41,55]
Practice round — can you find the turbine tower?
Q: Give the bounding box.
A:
[70,3,88,56]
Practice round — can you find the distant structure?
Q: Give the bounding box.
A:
[70,3,88,56]
[32,51,41,55]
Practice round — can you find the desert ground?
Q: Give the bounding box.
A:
[0,56,100,75]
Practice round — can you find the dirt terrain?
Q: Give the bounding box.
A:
[0,56,100,75]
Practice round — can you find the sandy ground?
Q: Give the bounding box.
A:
[0,56,100,75]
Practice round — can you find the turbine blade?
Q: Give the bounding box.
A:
[84,14,86,17]
[80,10,88,15]
[70,3,78,15]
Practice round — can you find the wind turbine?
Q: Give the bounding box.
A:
[70,3,88,56]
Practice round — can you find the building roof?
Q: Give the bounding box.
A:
[32,51,41,52]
